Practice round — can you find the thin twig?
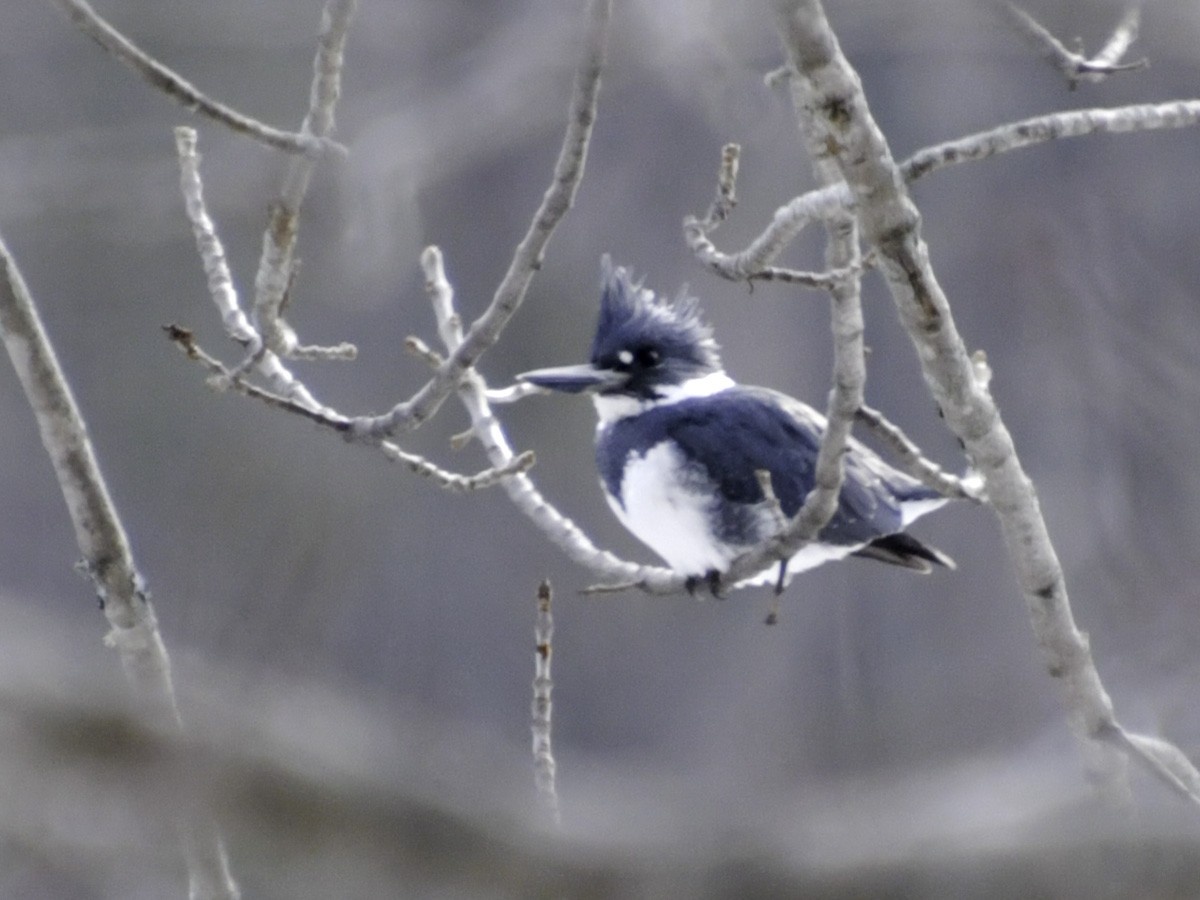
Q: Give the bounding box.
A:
[252,0,359,362]
[0,239,239,898]
[367,0,613,436]
[1003,3,1148,89]
[175,126,339,415]
[1094,5,1144,69]
[404,336,444,369]
[174,127,260,350]
[1104,724,1200,805]
[756,471,790,625]
[532,580,561,826]
[419,247,672,591]
[485,382,545,404]
[691,99,1200,288]
[856,404,983,501]
[290,341,358,361]
[755,470,790,534]
[685,141,856,283]
[719,64,868,601]
[748,264,861,288]
[163,325,531,492]
[50,0,341,156]
[690,142,741,233]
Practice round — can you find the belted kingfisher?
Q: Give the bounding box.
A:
[519,258,955,591]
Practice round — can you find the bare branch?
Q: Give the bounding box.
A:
[1105,725,1200,805]
[696,98,1200,288]
[748,264,861,288]
[775,0,1148,805]
[532,580,561,826]
[49,0,342,157]
[688,141,741,234]
[404,335,444,369]
[289,341,358,361]
[755,471,790,535]
[1094,5,1144,69]
[1,244,172,713]
[0,239,239,897]
[417,246,674,592]
[1003,3,1148,89]
[902,100,1200,183]
[685,141,854,282]
[174,128,259,349]
[380,444,536,492]
[486,382,546,404]
[366,0,612,436]
[175,128,336,411]
[163,325,529,492]
[705,60,871,606]
[253,0,359,361]
[755,471,791,624]
[856,404,983,501]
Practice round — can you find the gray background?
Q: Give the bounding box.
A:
[3,0,1200,895]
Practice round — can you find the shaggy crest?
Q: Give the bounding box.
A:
[590,255,722,382]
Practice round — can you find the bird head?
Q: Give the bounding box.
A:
[519,256,723,401]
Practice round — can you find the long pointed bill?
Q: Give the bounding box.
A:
[517,363,628,394]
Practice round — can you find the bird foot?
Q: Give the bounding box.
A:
[685,569,725,599]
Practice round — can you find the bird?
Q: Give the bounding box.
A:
[518,257,956,593]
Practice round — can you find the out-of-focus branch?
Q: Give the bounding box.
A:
[252,0,359,361]
[774,0,1200,808]
[0,236,240,898]
[0,240,176,717]
[49,0,343,157]
[1003,3,1147,89]
[365,0,612,437]
[532,580,560,826]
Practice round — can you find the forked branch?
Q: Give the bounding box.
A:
[773,0,1200,808]
[1003,3,1148,88]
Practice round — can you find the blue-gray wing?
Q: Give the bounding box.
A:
[658,387,939,548]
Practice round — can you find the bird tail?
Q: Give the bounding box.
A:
[852,532,956,573]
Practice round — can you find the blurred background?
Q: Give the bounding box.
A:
[2,0,1200,895]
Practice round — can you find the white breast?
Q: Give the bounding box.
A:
[605,439,874,586]
[605,441,739,576]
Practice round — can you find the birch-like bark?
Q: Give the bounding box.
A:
[252,0,359,360]
[772,0,1190,805]
[0,237,240,898]
[532,580,561,825]
[728,72,866,614]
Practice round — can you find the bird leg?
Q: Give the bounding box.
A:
[762,561,789,625]
[773,560,789,594]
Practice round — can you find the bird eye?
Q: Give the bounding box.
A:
[634,347,661,367]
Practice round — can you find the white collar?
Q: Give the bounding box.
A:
[592,369,734,426]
